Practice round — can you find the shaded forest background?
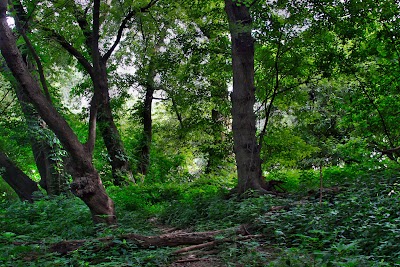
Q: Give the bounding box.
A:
[0,0,399,266]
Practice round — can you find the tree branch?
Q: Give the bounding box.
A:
[9,0,52,102]
[103,0,160,61]
[92,0,101,70]
[171,96,184,130]
[69,1,93,56]
[0,6,90,165]
[258,32,282,150]
[379,146,400,161]
[355,76,395,148]
[85,95,97,155]
[42,27,94,77]
[20,32,52,103]
[0,94,16,117]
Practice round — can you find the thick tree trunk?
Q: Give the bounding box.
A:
[0,151,39,202]
[32,140,66,195]
[2,58,67,196]
[96,63,134,185]
[225,0,266,193]
[0,2,116,224]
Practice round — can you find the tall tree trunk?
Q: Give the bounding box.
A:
[225,0,266,194]
[137,60,156,176]
[39,0,134,186]
[96,62,133,185]
[0,151,39,202]
[0,1,116,224]
[18,93,66,196]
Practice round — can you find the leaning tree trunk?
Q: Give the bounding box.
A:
[9,0,67,196]
[11,70,67,195]
[1,65,64,195]
[0,151,39,202]
[225,0,266,194]
[19,99,66,196]
[0,1,116,224]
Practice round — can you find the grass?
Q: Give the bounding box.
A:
[0,165,399,266]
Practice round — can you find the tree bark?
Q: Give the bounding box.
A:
[96,62,134,185]
[0,1,116,224]
[0,151,39,202]
[12,0,69,195]
[16,91,66,196]
[137,60,156,176]
[1,64,66,195]
[225,0,266,193]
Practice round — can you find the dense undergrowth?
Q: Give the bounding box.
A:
[0,165,399,266]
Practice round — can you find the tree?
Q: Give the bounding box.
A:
[312,0,400,162]
[0,0,116,224]
[225,0,266,193]
[0,151,39,202]
[29,0,163,185]
[2,2,69,195]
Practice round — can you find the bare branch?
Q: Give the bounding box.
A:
[258,32,282,150]
[0,94,16,117]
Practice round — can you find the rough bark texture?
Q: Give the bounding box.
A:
[0,1,116,224]
[0,151,39,202]
[225,0,266,193]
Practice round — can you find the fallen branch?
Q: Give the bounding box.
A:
[173,234,263,255]
[49,226,256,255]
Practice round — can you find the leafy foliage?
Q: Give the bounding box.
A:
[1,0,400,266]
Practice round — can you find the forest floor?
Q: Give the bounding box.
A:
[1,166,399,266]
